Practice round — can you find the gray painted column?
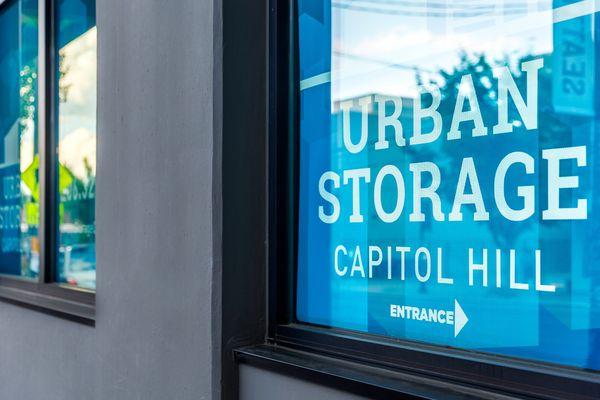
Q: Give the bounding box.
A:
[96,0,222,399]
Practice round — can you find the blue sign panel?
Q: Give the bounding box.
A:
[553,0,595,116]
[296,0,600,370]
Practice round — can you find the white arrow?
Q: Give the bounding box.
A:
[454,299,468,338]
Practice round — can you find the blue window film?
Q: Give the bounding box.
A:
[297,0,600,370]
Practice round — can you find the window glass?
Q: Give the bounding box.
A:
[56,0,96,290]
[296,0,600,370]
[0,0,39,279]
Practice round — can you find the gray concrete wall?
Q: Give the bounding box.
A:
[239,365,371,400]
[0,0,222,399]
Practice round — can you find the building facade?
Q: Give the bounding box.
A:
[0,0,597,399]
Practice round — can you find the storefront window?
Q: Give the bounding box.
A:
[0,0,40,279]
[56,0,96,290]
[297,0,600,370]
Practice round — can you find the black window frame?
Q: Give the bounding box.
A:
[0,0,94,324]
[266,0,599,398]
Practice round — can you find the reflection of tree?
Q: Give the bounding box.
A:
[19,63,39,239]
[19,63,37,132]
[58,54,72,103]
[416,51,568,248]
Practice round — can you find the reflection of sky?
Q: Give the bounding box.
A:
[58,27,97,180]
[332,0,556,100]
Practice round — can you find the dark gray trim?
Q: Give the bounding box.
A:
[236,345,532,400]
[42,0,58,285]
[273,324,599,400]
[0,277,94,323]
[220,0,268,398]
[38,0,49,284]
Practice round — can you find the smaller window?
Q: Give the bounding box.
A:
[0,0,96,321]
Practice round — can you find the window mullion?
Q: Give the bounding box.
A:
[37,0,56,284]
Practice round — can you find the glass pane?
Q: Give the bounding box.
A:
[56,0,96,290]
[0,0,39,279]
[296,0,600,371]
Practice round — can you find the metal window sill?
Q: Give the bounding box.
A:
[0,283,95,325]
[235,344,529,400]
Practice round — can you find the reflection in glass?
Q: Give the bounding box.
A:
[0,0,39,278]
[56,0,96,290]
[296,0,600,371]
